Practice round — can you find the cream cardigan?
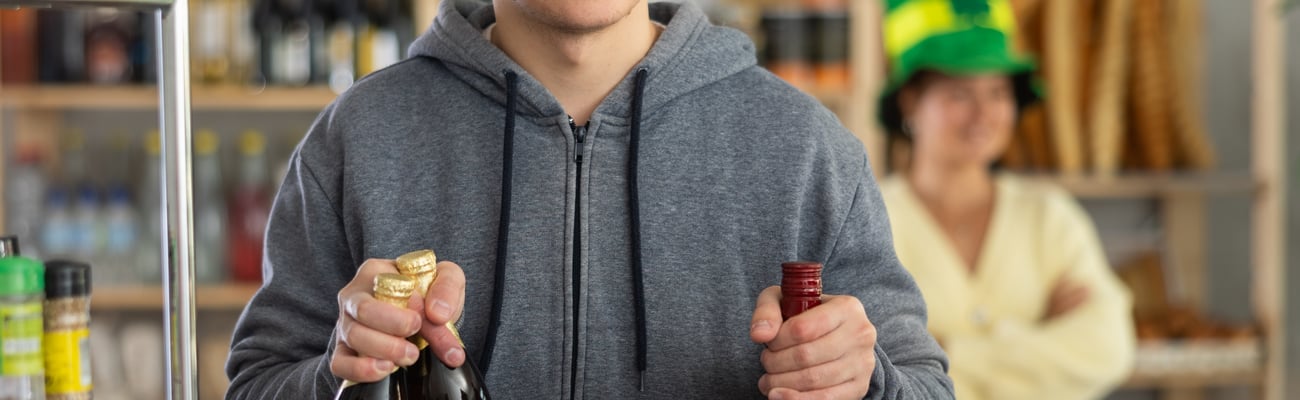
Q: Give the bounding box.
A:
[880,175,1135,400]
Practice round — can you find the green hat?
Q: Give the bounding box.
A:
[877,0,1041,133]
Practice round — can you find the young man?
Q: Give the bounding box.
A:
[225,0,953,399]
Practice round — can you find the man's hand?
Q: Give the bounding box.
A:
[1043,277,1089,322]
[330,258,468,383]
[750,286,876,400]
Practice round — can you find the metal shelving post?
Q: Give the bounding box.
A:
[0,0,197,399]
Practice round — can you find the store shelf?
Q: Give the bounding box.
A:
[0,0,171,9]
[0,85,336,111]
[1024,172,1258,198]
[1123,369,1264,389]
[92,283,259,311]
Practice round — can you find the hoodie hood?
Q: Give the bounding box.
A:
[407,0,758,122]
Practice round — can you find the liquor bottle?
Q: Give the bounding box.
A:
[355,0,401,76]
[322,0,356,92]
[193,130,228,283]
[193,0,232,84]
[228,130,271,282]
[780,261,822,319]
[1,9,38,84]
[36,9,87,83]
[334,250,491,400]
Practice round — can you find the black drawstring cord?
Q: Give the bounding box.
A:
[480,70,518,374]
[629,67,649,391]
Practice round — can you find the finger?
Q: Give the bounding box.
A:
[767,295,865,351]
[420,319,467,368]
[760,357,858,394]
[761,314,866,373]
[330,339,397,383]
[767,378,869,400]
[339,316,420,366]
[342,291,422,338]
[425,261,467,325]
[752,286,783,344]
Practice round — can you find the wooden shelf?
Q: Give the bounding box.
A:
[91,283,259,311]
[1023,172,1258,198]
[1123,369,1264,389]
[0,85,336,111]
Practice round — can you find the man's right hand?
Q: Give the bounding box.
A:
[330,258,468,383]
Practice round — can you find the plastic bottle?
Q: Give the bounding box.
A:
[71,186,104,267]
[193,130,228,284]
[5,147,47,259]
[40,188,76,260]
[0,236,46,400]
[102,185,140,287]
[135,132,164,285]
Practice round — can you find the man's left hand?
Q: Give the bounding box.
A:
[750,286,877,400]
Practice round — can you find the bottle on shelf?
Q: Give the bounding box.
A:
[1,9,38,84]
[760,9,814,91]
[6,146,48,260]
[135,132,164,285]
[335,250,490,400]
[43,260,93,400]
[356,0,406,77]
[101,185,140,288]
[194,0,233,84]
[41,188,76,260]
[321,0,356,92]
[194,130,229,284]
[36,9,87,83]
[70,185,105,270]
[229,130,272,283]
[0,236,47,400]
[229,0,260,85]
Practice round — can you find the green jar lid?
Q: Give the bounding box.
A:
[0,256,45,296]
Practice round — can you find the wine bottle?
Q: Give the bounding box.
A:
[781,261,822,319]
[335,250,491,400]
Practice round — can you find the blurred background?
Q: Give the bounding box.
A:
[0,0,1295,399]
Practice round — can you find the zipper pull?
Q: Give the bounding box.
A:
[571,117,586,164]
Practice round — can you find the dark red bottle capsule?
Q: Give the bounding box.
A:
[781,261,823,319]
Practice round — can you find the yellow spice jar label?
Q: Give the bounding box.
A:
[44,328,92,394]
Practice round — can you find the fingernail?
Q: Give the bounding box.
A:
[403,345,419,365]
[375,359,394,373]
[432,300,453,321]
[751,320,771,333]
[444,347,465,365]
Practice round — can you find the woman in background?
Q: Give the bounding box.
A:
[876,1,1135,399]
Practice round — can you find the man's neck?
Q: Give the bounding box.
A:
[490,2,659,125]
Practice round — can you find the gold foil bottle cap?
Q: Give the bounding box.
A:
[395,250,438,277]
[373,273,416,306]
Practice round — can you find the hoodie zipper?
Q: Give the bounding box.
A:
[569,117,585,400]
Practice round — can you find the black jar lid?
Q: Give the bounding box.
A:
[45,260,91,298]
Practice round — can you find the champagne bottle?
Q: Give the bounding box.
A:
[335,250,491,400]
[781,261,822,319]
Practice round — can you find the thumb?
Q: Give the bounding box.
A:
[751,286,783,344]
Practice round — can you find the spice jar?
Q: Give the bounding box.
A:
[43,260,92,400]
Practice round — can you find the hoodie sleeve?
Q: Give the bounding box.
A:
[226,103,354,399]
[823,155,955,400]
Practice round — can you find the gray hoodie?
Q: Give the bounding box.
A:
[225,1,953,399]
